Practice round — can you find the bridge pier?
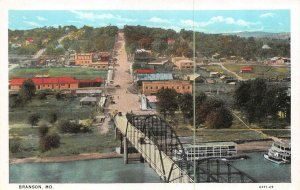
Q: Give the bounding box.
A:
[123,136,128,164]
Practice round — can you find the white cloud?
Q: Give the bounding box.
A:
[149,17,169,23]
[70,10,114,21]
[68,20,83,23]
[70,10,136,22]
[259,13,274,18]
[23,21,41,27]
[180,16,257,28]
[36,16,47,21]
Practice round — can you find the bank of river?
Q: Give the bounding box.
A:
[10,152,290,183]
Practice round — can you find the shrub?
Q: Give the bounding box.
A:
[9,138,22,153]
[37,92,47,100]
[28,113,41,127]
[38,124,49,137]
[48,111,58,125]
[40,132,61,152]
[57,120,92,133]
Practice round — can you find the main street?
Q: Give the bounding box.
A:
[109,33,141,113]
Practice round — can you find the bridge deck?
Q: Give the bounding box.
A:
[114,115,193,183]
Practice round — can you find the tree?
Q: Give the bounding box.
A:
[19,79,36,103]
[205,107,233,129]
[38,123,49,137]
[195,98,224,126]
[178,93,193,121]
[28,113,41,128]
[48,111,58,125]
[156,88,179,118]
[40,132,61,152]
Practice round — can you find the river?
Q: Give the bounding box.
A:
[9,152,290,183]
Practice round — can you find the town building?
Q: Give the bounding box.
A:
[240,67,253,73]
[135,73,173,83]
[134,68,156,75]
[172,57,194,70]
[266,57,290,65]
[74,52,110,69]
[75,53,93,65]
[9,76,103,91]
[142,81,192,95]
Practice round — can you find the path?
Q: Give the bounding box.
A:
[109,33,144,113]
[214,62,244,81]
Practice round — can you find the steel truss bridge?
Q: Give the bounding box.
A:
[113,113,256,183]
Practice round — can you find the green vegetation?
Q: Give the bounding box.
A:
[9,25,118,55]
[19,79,36,103]
[234,78,290,124]
[61,25,118,53]
[124,25,290,60]
[57,120,92,133]
[38,124,61,152]
[9,125,117,158]
[9,67,107,79]
[27,113,41,128]
[224,64,290,80]
[156,88,179,118]
[9,95,96,125]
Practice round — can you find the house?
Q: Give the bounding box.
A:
[173,59,194,70]
[142,81,192,95]
[210,72,220,78]
[184,73,203,83]
[167,38,175,45]
[147,59,170,69]
[9,77,103,91]
[141,95,157,110]
[240,67,253,73]
[25,37,33,45]
[266,57,290,65]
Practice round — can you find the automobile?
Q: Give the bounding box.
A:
[115,85,121,88]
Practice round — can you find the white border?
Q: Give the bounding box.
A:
[1,0,299,190]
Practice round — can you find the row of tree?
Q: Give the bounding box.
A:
[234,78,290,123]
[156,89,233,129]
[123,25,290,60]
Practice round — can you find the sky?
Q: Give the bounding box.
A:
[8,10,290,33]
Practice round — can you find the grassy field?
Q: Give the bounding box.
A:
[223,63,290,80]
[200,65,224,73]
[9,95,96,124]
[9,67,107,79]
[9,124,118,158]
[172,110,290,142]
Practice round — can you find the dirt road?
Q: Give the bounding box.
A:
[109,33,141,113]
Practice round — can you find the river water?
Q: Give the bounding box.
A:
[10,152,290,183]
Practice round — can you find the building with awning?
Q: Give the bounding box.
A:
[80,96,98,106]
[76,89,102,97]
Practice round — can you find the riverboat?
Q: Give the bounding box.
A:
[264,140,291,164]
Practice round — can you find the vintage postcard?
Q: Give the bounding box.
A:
[1,0,300,190]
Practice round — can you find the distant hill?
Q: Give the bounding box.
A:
[223,31,290,40]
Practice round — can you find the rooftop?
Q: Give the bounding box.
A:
[136,73,173,81]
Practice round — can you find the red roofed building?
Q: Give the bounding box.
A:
[134,69,155,74]
[9,77,103,91]
[240,67,253,73]
[167,38,175,45]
